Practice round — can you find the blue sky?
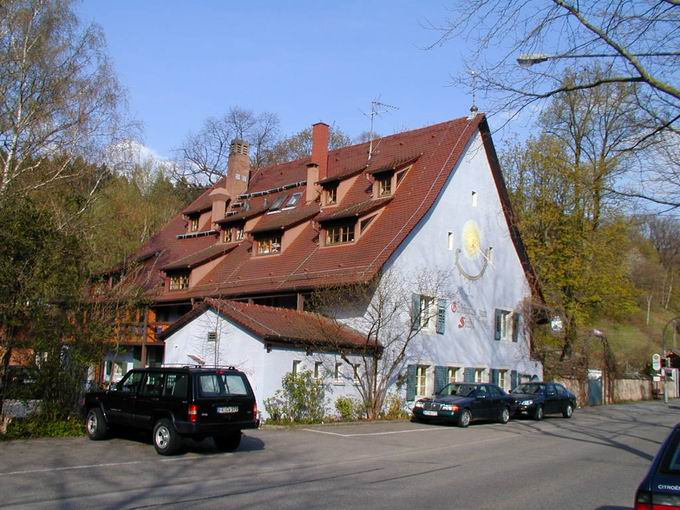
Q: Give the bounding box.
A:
[79,1,506,159]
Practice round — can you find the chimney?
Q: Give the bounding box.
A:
[311,122,329,181]
[306,163,319,203]
[225,139,250,198]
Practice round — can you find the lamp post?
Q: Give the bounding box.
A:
[516,52,680,68]
[662,317,680,405]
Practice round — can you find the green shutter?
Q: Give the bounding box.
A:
[434,366,448,394]
[411,294,421,331]
[406,365,417,401]
[491,369,499,386]
[464,367,475,382]
[494,309,502,340]
[436,299,447,334]
[512,313,521,342]
[511,370,518,389]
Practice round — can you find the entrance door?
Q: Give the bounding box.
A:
[588,373,603,406]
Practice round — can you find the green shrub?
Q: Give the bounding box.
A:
[264,370,327,424]
[382,394,408,420]
[335,396,355,421]
[0,415,84,441]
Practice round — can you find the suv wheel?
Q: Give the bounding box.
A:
[153,419,181,455]
[214,432,242,452]
[563,403,574,418]
[86,408,109,440]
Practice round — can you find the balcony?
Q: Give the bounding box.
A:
[114,321,171,345]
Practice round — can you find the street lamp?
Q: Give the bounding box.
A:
[517,52,680,68]
[661,316,680,404]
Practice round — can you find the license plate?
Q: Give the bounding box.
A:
[423,410,438,416]
[216,406,238,414]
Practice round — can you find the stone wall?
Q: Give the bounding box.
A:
[555,375,679,407]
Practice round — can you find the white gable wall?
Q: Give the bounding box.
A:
[371,130,541,398]
[163,309,363,418]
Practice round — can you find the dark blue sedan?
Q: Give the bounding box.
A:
[635,423,680,509]
[412,383,516,427]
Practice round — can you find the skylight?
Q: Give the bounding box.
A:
[286,192,302,208]
[269,195,287,211]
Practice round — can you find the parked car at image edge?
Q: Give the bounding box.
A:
[635,423,680,510]
[412,382,517,427]
[510,382,577,420]
[82,366,259,455]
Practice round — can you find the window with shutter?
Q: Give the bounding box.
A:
[410,294,421,331]
[491,369,499,386]
[464,367,475,383]
[406,365,417,401]
[436,299,447,334]
[510,370,519,390]
[512,313,521,342]
[434,366,447,394]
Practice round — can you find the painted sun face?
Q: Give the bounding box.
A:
[462,220,482,259]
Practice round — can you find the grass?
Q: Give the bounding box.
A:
[0,415,84,441]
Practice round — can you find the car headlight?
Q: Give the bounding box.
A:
[414,401,424,408]
[440,404,460,412]
[520,399,534,406]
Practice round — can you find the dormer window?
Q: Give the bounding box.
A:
[286,192,302,208]
[223,228,233,243]
[235,226,244,241]
[188,215,200,232]
[169,272,190,291]
[326,223,355,245]
[324,185,338,205]
[256,234,282,255]
[377,175,392,197]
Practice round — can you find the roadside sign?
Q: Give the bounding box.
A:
[550,316,563,333]
[652,353,661,371]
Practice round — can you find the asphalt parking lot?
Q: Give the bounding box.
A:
[1,400,679,509]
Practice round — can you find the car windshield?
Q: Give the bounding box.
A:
[512,383,544,395]
[197,372,250,398]
[438,384,476,397]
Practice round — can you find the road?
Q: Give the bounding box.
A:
[0,400,678,509]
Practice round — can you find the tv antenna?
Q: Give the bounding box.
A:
[361,98,398,160]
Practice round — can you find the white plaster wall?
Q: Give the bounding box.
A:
[163,309,363,418]
[335,130,542,403]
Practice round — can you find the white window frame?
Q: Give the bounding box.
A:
[447,367,462,384]
[416,365,429,396]
[334,362,344,385]
[292,360,302,377]
[471,191,478,207]
[447,232,454,251]
[474,368,488,383]
[314,361,323,380]
[353,364,361,385]
[498,369,508,391]
[497,309,513,342]
[419,295,436,331]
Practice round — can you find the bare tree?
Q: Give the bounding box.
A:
[175,107,281,185]
[309,268,450,420]
[262,124,352,166]
[0,0,127,198]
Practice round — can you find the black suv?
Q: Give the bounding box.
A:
[83,366,259,455]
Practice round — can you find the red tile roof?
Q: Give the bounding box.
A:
[162,243,237,271]
[316,197,392,223]
[158,298,376,351]
[249,204,319,234]
[126,115,541,302]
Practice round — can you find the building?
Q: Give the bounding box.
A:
[101,112,543,412]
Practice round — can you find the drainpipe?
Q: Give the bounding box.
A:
[140,306,149,368]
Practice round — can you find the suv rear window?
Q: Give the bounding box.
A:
[197,373,250,398]
[660,432,680,476]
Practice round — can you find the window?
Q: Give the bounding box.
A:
[163,373,188,399]
[314,361,323,380]
[235,226,244,241]
[325,185,337,205]
[498,370,508,391]
[197,373,250,397]
[140,372,164,397]
[286,192,302,208]
[223,228,233,243]
[471,191,478,207]
[353,364,361,385]
[416,365,428,396]
[118,371,143,393]
[447,232,454,251]
[334,362,343,384]
[420,295,436,329]
[257,235,282,255]
[292,360,302,377]
[207,331,217,342]
[377,175,392,196]
[169,273,190,291]
[494,310,521,342]
[326,223,355,245]
[269,195,286,211]
[447,367,461,384]
[474,368,487,383]
[188,215,200,232]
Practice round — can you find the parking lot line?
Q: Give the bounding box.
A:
[0,455,207,477]
[301,426,499,437]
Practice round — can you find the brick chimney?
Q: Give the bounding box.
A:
[225,139,250,198]
[306,163,319,203]
[311,122,329,181]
